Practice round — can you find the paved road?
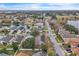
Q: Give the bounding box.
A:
[45,21,64,56]
[32,51,47,56]
[6,48,41,51]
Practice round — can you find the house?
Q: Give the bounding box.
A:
[15,35,25,42]
[58,26,79,55]
[0,35,13,44]
[64,37,79,55]
[34,22,44,32]
[58,27,76,41]
[1,19,12,25]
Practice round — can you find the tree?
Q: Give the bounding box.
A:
[12,42,19,52]
[0,29,10,35]
[69,53,76,56]
[41,34,45,42]
[27,25,30,29]
[22,38,35,49]
[41,43,47,53]
[77,44,79,47]
[64,24,78,34]
[3,42,7,46]
[56,34,64,42]
[31,29,39,36]
[48,51,54,56]
[32,15,37,18]
[0,47,8,54]
[3,29,10,35]
[13,21,20,26]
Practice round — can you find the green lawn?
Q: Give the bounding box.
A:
[51,28,63,43]
[0,44,13,48]
[0,48,15,56]
[56,34,63,43]
[6,50,15,56]
[0,44,6,48]
[56,37,62,43]
[0,44,16,56]
[48,50,56,56]
[6,44,13,48]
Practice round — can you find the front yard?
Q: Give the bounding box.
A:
[15,50,33,56]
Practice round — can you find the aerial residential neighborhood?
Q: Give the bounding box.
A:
[0,3,79,56]
[0,10,79,56]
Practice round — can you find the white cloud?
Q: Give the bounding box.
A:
[0,0,79,3]
[0,3,79,10]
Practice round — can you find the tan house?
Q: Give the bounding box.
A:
[64,37,79,55]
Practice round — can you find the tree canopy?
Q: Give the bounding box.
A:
[64,24,78,34]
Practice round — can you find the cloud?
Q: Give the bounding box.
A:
[0,0,79,3]
[0,3,79,10]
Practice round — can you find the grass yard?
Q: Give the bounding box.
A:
[56,34,63,43]
[15,50,33,56]
[6,50,15,56]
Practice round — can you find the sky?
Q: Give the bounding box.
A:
[0,3,79,10]
[0,0,79,3]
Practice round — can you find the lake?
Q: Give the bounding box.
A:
[67,20,79,30]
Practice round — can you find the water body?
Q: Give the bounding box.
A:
[67,20,79,30]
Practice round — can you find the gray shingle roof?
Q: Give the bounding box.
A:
[15,35,24,42]
[0,35,13,42]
